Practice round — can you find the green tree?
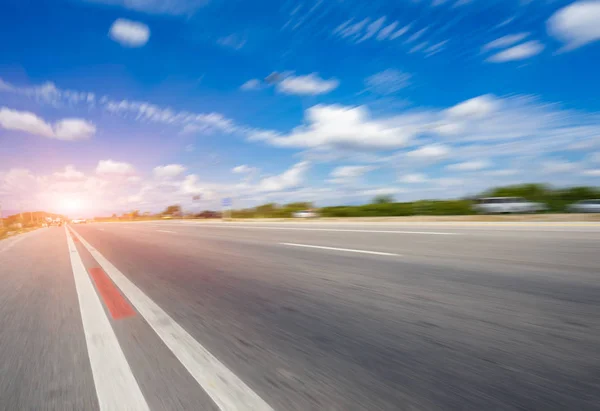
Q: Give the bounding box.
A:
[255,203,277,216]
[162,205,182,216]
[373,195,394,204]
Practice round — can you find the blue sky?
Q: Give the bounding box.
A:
[1,0,599,215]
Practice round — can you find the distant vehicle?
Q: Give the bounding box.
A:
[472,197,547,214]
[567,200,600,213]
[292,210,319,218]
[71,218,87,224]
[49,218,63,226]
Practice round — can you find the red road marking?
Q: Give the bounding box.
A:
[88,267,136,320]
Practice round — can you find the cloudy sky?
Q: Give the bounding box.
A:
[1,0,600,216]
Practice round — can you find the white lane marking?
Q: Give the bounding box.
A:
[157,230,176,234]
[64,227,149,411]
[69,228,274,411]
[281,242,401,256]
[187,225,458,235]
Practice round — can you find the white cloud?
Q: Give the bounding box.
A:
[357,17,386,43]
[445,94,499,119]
[252,104,417,150]
[0,107,94,140]
[588,152,600,163]
[424,40,449,56]
[496,17,515,29]
[0,107,54,137]
[338,18,370,39]
[446,160,491,171]
[399,173,427,183]
[240,79,261,91]
[365,69,411,95]
[389,24,411,40]
[582,169,600,176]
[360,187,402,197]
[541,160,579,174]
[153,164,186,179]
[0,79,93,106]
[435,177,465,188]
[486,40,545,62]
[105,99,237,133]
[53,165,85,180]
[409,42,429,54]
[232,165,256,174]
[406,144,450,161]
[253,93,600,166]
[53,119,96,140]
[482,33,529,51]
[277,73,339,95]
[217,34,246,50]
[330,165,374,179]
[547,1,600,52]
[0,78,237,136]
[96,160,135,175]
[178,175,201,195]
[109,19,150,47]
[486,169,518,177]
[257,161,309,192]
[80,0,208,16]
[376,22,398,40]
[406,27,428,43]
[0,79,15,91]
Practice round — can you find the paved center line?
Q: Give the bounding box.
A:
[157,230,177,234]
[64,227,149,411]
[69,227,275,411]
[189,225,459,235]
[281,242,401,256]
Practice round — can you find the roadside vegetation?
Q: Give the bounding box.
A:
[230,184,600,218]
[0,211,65,240]
[4,184,598,228]
[98,184,600,221]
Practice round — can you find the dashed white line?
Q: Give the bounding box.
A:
[69,228,275,411]
[281,242,401,256]
[64,227,149,411]
[157,230,177,234]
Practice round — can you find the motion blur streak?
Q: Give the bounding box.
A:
[1,221,599,410]
[2,0,600,409]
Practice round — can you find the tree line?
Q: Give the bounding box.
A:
[230,184,600,218]
[90,183,600,221]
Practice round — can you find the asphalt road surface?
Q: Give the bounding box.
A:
[1,220,599,410]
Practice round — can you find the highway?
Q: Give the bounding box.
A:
[1,221,599,410]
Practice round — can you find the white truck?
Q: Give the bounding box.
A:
[472,197,547,214]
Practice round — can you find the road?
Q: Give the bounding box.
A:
[1,220,599,410]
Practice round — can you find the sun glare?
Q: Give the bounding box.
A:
[59,197,85,214]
